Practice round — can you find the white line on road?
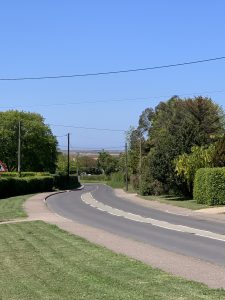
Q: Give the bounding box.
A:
[81,191,225,242]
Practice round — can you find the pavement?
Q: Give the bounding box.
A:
[11,185,224,289]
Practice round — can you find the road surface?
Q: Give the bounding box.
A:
[47,184,225,267]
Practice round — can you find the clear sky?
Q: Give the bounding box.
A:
[1,1,225,150]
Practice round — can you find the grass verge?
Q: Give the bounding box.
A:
[139,194,208,210]
[0,194,33,222]
[0,221,225,300]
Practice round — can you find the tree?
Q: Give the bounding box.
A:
[175,145,215,193]
[0,110,57,172]
[212,134,225,167]
[136,96,225,195]
[97,151,118,175]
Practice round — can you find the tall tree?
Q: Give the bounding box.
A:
[0,110,58,172]
[137,96,225,194]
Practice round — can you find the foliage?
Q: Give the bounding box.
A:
[56,152,100,175]
[175,145,215,192]
[0,172,50,177]
[80,174,108,181]
[129,96,225,195]
[53,174,80,190]
[0,110,57,172]
[212,134,225,167]
[194,168,225,205]
[0,176,54,198]
[97,150,119,175]
[108,172,124,188]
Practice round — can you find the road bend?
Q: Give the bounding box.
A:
[47,183,225,267]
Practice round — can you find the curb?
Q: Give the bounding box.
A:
[44,185,85,203]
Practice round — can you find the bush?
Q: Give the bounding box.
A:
[194,168,225,205]
[107,172,124,188]
[80,174,108,182]
[139,179,165,196]
[53,174,80,190]
[0,176,54,199]
[0,172,50,178]
[130,175,139,190]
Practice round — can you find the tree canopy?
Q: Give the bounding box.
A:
[0,110,58,172]
[128,96,225,195]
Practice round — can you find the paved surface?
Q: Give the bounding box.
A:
[20,187,225,289]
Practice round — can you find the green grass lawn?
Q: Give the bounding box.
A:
[0,194,33,222]
[0,221,225,300]
[139,194,208,210]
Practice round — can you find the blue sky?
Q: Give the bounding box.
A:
[1,1,225,150]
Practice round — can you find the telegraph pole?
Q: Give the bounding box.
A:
[139,136,142,187]
[125,142,128,192]
[67,133,70,187]
[18,121,21,176]
[76,152,79,177]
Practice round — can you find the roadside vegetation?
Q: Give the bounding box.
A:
[0,172,80,199]
[79,96,225,208]
[0,194,32,221]
[1,221,225,300]
[140,195,208,210]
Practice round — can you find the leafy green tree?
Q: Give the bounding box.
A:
[175,145,215,193]
[97,150,119,175]
[136,96,225,195]
[212,134,225,167]
[0,110,57,172]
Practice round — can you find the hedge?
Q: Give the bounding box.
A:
[0,176,54,199]
[194,168,225,205]
[53,174,80,190]
[0,172,50,178]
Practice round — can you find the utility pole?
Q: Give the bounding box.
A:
[125,142,128,192]
[139,136,142,187]
[76,152,79,177]
[18,121,21,176]
[67,133,70,187]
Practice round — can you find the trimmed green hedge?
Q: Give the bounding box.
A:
[194,168,225,205]
[0,174,80,199]
[53,174,80,190]
[0,172,50,178]
[0,176,54,199]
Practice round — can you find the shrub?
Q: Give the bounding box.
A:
[80,174,108,182]
[194,168,225,205]
[0,172,50,178]
[130,175,139,190]
[0,176,54,199]
[107,172,124,188]
[139,178,165,196]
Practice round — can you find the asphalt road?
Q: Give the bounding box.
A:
[47,184,225,267]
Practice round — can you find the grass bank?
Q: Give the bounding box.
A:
[139,194,208,210]
[0,221,224,300]
[0,194,33,222]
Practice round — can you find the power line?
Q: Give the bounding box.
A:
[1,88,225,110]
[49,123,126,132]
[0,121,124,132]
[1,56,225,81]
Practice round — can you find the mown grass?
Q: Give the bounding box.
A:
[0,221,225,300]
[0,194,33,221]
[140,194,208,210]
